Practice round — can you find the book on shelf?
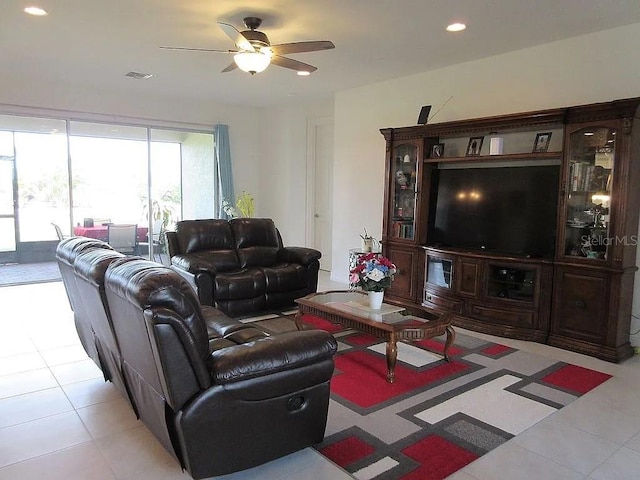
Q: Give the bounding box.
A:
[391,221,414,239]
[569,162,609,192]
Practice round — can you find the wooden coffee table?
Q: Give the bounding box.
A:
[295,290,455,383]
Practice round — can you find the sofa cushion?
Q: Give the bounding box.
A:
[230,218,280,268]
[173,250,239,273]
[261,264,308,292]
[175,219,240,269]
[214,269,267,301]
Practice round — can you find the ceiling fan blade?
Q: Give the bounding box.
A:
[269,41,335,55]
[271,55,317,73]
[217,21,255,52]
[160,46,236,53]
[221,62,238,73]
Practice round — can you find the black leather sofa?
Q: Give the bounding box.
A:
[72,247,134,405]
[166,218,322,317]
[56,237,115,370]
[56,237,337,479]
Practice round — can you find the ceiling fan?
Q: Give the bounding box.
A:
[160,17,335,75]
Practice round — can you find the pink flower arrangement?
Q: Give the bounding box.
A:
[349,253,397,292]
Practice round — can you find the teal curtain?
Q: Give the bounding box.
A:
[214,124,235,219]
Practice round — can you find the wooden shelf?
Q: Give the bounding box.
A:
[425,151,562,164]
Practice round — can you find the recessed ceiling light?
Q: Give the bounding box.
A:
[24,6,48,16]
[297,71,311,76]
[446,23,466,32]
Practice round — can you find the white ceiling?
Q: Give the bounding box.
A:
[3,0,640,108]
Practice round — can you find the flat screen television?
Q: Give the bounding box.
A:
[427,164,560,258]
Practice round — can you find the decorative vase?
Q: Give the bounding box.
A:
[368,290,384,310]
[362,238,373,252]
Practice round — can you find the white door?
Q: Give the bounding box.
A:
[307,117,333,271]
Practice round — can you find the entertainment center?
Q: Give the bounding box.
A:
[380,97,640,362]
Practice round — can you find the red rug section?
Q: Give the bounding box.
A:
[319,436,375,468]
[542,364,612,395]
[332,350,469,408]
[301,314,344,333]
[320,434,478,480]
[482,343,512,355]
[400,435,479,480]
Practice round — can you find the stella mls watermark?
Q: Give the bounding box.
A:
[581,235,639,246]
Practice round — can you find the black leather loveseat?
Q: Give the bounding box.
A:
[166,218,321,317]
[56,237,338,479]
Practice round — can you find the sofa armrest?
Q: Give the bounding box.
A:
[169,264,215,306]
[171,254,218,275]
[200,305,231,338]
[278,246,321,265]
[209,330,336,384]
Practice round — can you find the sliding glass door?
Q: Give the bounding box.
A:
[0,131,17,262]
[0,116,69,263]
[0,114,215,265]
[69,122,148,227]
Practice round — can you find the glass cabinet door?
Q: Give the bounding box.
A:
[563,126,615,260]
[390,142,418,240]
[486,265,535,302]
[426,255,453,289]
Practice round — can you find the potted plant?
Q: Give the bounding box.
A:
[222,191,255,218]
[360,228,374,252]
[349,253,397,310]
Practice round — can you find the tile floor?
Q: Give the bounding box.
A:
[1,272,640,479]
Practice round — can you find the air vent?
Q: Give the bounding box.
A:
[125,71,154,80]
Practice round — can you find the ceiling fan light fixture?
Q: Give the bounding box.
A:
[297,71,311,76]
[234,51,271,74]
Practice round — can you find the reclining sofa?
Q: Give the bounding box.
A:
[55,237,338,479]
[56,236,116,370]
[166,218,322,317]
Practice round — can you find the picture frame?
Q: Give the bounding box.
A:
[431,143,444,158]
[466,136,484,156]
[533,132,552,153]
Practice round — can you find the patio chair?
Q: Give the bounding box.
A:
[137,218,164,262]
[107,224,138,255]
[51,222,69,241]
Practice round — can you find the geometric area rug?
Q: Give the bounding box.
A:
[247,311,613,480]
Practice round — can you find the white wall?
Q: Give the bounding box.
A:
[257,100,333,246]
[181,133,215,219]
[332,23,640,340]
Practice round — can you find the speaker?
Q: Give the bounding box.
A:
[417,105,432,125]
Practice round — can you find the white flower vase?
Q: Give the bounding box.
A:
[362,238,373,252]
[368,291,384,310]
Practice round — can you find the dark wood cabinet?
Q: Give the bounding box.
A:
[385,245,418,301]
[551,267,609,341]
[379,133,434,307]
[380,97,640,362]
[457,258,479,297]
[423,248,552,342]
[548,265,634,362]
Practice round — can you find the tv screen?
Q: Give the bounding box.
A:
[427,165,560,258]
